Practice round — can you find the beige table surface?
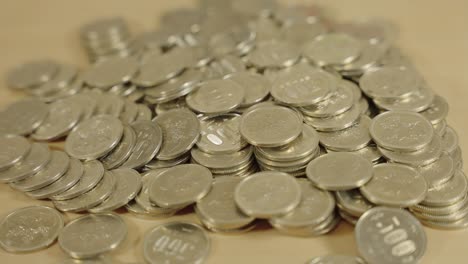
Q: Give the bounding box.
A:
[0,0,467,263]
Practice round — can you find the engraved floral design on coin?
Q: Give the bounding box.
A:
[186,79,245,114]
[240,105,302,147]
[234,171,302,218]
[0,206,63,252]
[360,163,428,207]
[120,121,162,169]
[0,99,49,136]
[65,115,124,160]
[355,207,427,264]
[0,135,30,170]
[153,109,200,160]
[144,222,210,264]
[306,152,373,191]
[58,213,127,259]
[369,111,434,152]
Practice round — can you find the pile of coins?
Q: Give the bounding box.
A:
[0,0,466,263]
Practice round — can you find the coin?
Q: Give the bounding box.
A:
[306,152,373,191]
[83,57,139,88]
[58,213,127,259]
[234,171,301,218]
[52,160,105,201]
[373,84,434,112]
[327,145,383,163]
[66,115,124,160]
[304,105,361,132]
[89,168,142,213]
[336,189,374,217]
[421,170,467,207]
[153,109,200,160]
[144,222,210,264]
[186,79,245,114]
[0,143,51,183]
[120,121,162,169]
[0,206,63,253]
[191,146,253,170]
[100,125,136,169]
[0,99,49,136]
[355,207,427,264]
[135,104,153,122]
[248,41,300,68]
[281,19,327,47]
[369,110,434,151]
[53,171,116,212]
[307,255,366,264]
[0,135,31,170]
[197,113,247,154]
[10,151,70,191]
[226,72,271,107]
[196,176,254,230]
[94,94,125,117]
[441,126,458,155]
[420,95,449,124]
[317,115,371,151]
[144,153,190,170]
[360,163,427,207]
[240,105,302,147]
[271,65,336,107]
[303,33,362,66]
[6,60,58,89]
[149,164,213,208]
[119,100,139,124]
[31,64,77,97]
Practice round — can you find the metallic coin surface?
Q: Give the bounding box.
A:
[307,255,366,264]
[0,99,49,136]
[336,189,375,217]
[420,95,449,124]
[7,60,58,89]
[100,125,136,169]
[94,94,125,118]
[304,105,361,132]
[370,111,434,152]
[306,152,373,191]
[441,126,458,154]
[52,160,105,201]
[373,85,434,112]
[422,170,467,207]
[226,72,270,107]
[154,109,200,160]
[58,213,127,259]
[66,115,124,160]
[360,163,427,207]
[0,135,31,170]
[121,121,162,169]
[248,41,300,68]
[318,116,371,151]
[149,164,213,208]
[355,207,427,264]
[0,143,51,183]
[0,206,63,253]
[359,66,420,99]
[240,105,302,147]
[303,33,362,66]
[144,222,210,264]
[10,151,70,192]
[135,104,153,122]
[234,171,301,218]
[83,57,139,88]
[419,152,455,188]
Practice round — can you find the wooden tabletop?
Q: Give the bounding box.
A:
[0,0,467,263]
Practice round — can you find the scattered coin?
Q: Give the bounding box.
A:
[0,99,49,136]
[120,121,162,169]
[0,135,31,171]
[100,125,137,170]
[7,60,58,89]
[303,33,362,66]
[83,57,139,88]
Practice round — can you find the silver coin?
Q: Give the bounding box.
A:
[336,189,375,217]
[119,100,139,124]
[58,213,127,259]
[360,163,427,207]
[411,201,468,223]
[360,66,420,99]
[240,105,302,147]
[120,121,162,169]
[94,94,125,118]
[281,19,328,47]
[53,171,116,212]
[38,76,84,103]
[303,33,362,66]
[10,151,70,192]
[186,79,245,114]
[89,168,142,213]
[307,255,366,264]
[306,152,373,191]
[369,111,434,152]
[270,179,335,228]
[69,93,98,120]
[271,65,337,107]
[26,158,84,200]
[0,143,51,183]
[441,126,458,155]
[355,207,427,264]
[327,145,383,163]
[378,134,442,166]
[304,105,361,132]
[144,222,210,264]
[144,153,190,170]
[226,72,271,107]
[144,69,203,102]
[155,97,188,115]
[32,98,84,141]
[337,41,388,76]
[248,41,300,68]
[421,170,467,207]
[83,57,139,88]
[0,99,49,136]
[66,115,124,160]
[419,214,468,230]
[0,206,63,252]
[208,55,246,77]
[234,171,301,218]
[153,109,200,160]
[100,125,136,169]
[197,113,247,154]
[195,176,254,230]
[373,84,434,112]
[31,64,78,96]
[191,146,253,170]
[318,115,371,151]
[7,60,58,89]
[0,135,31,170]
[149,164,213,208]
[433,119,447,137]
[135,104,153,122]
[420,95,449,124]
[411,194,468,216]
[52,160,105,201]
